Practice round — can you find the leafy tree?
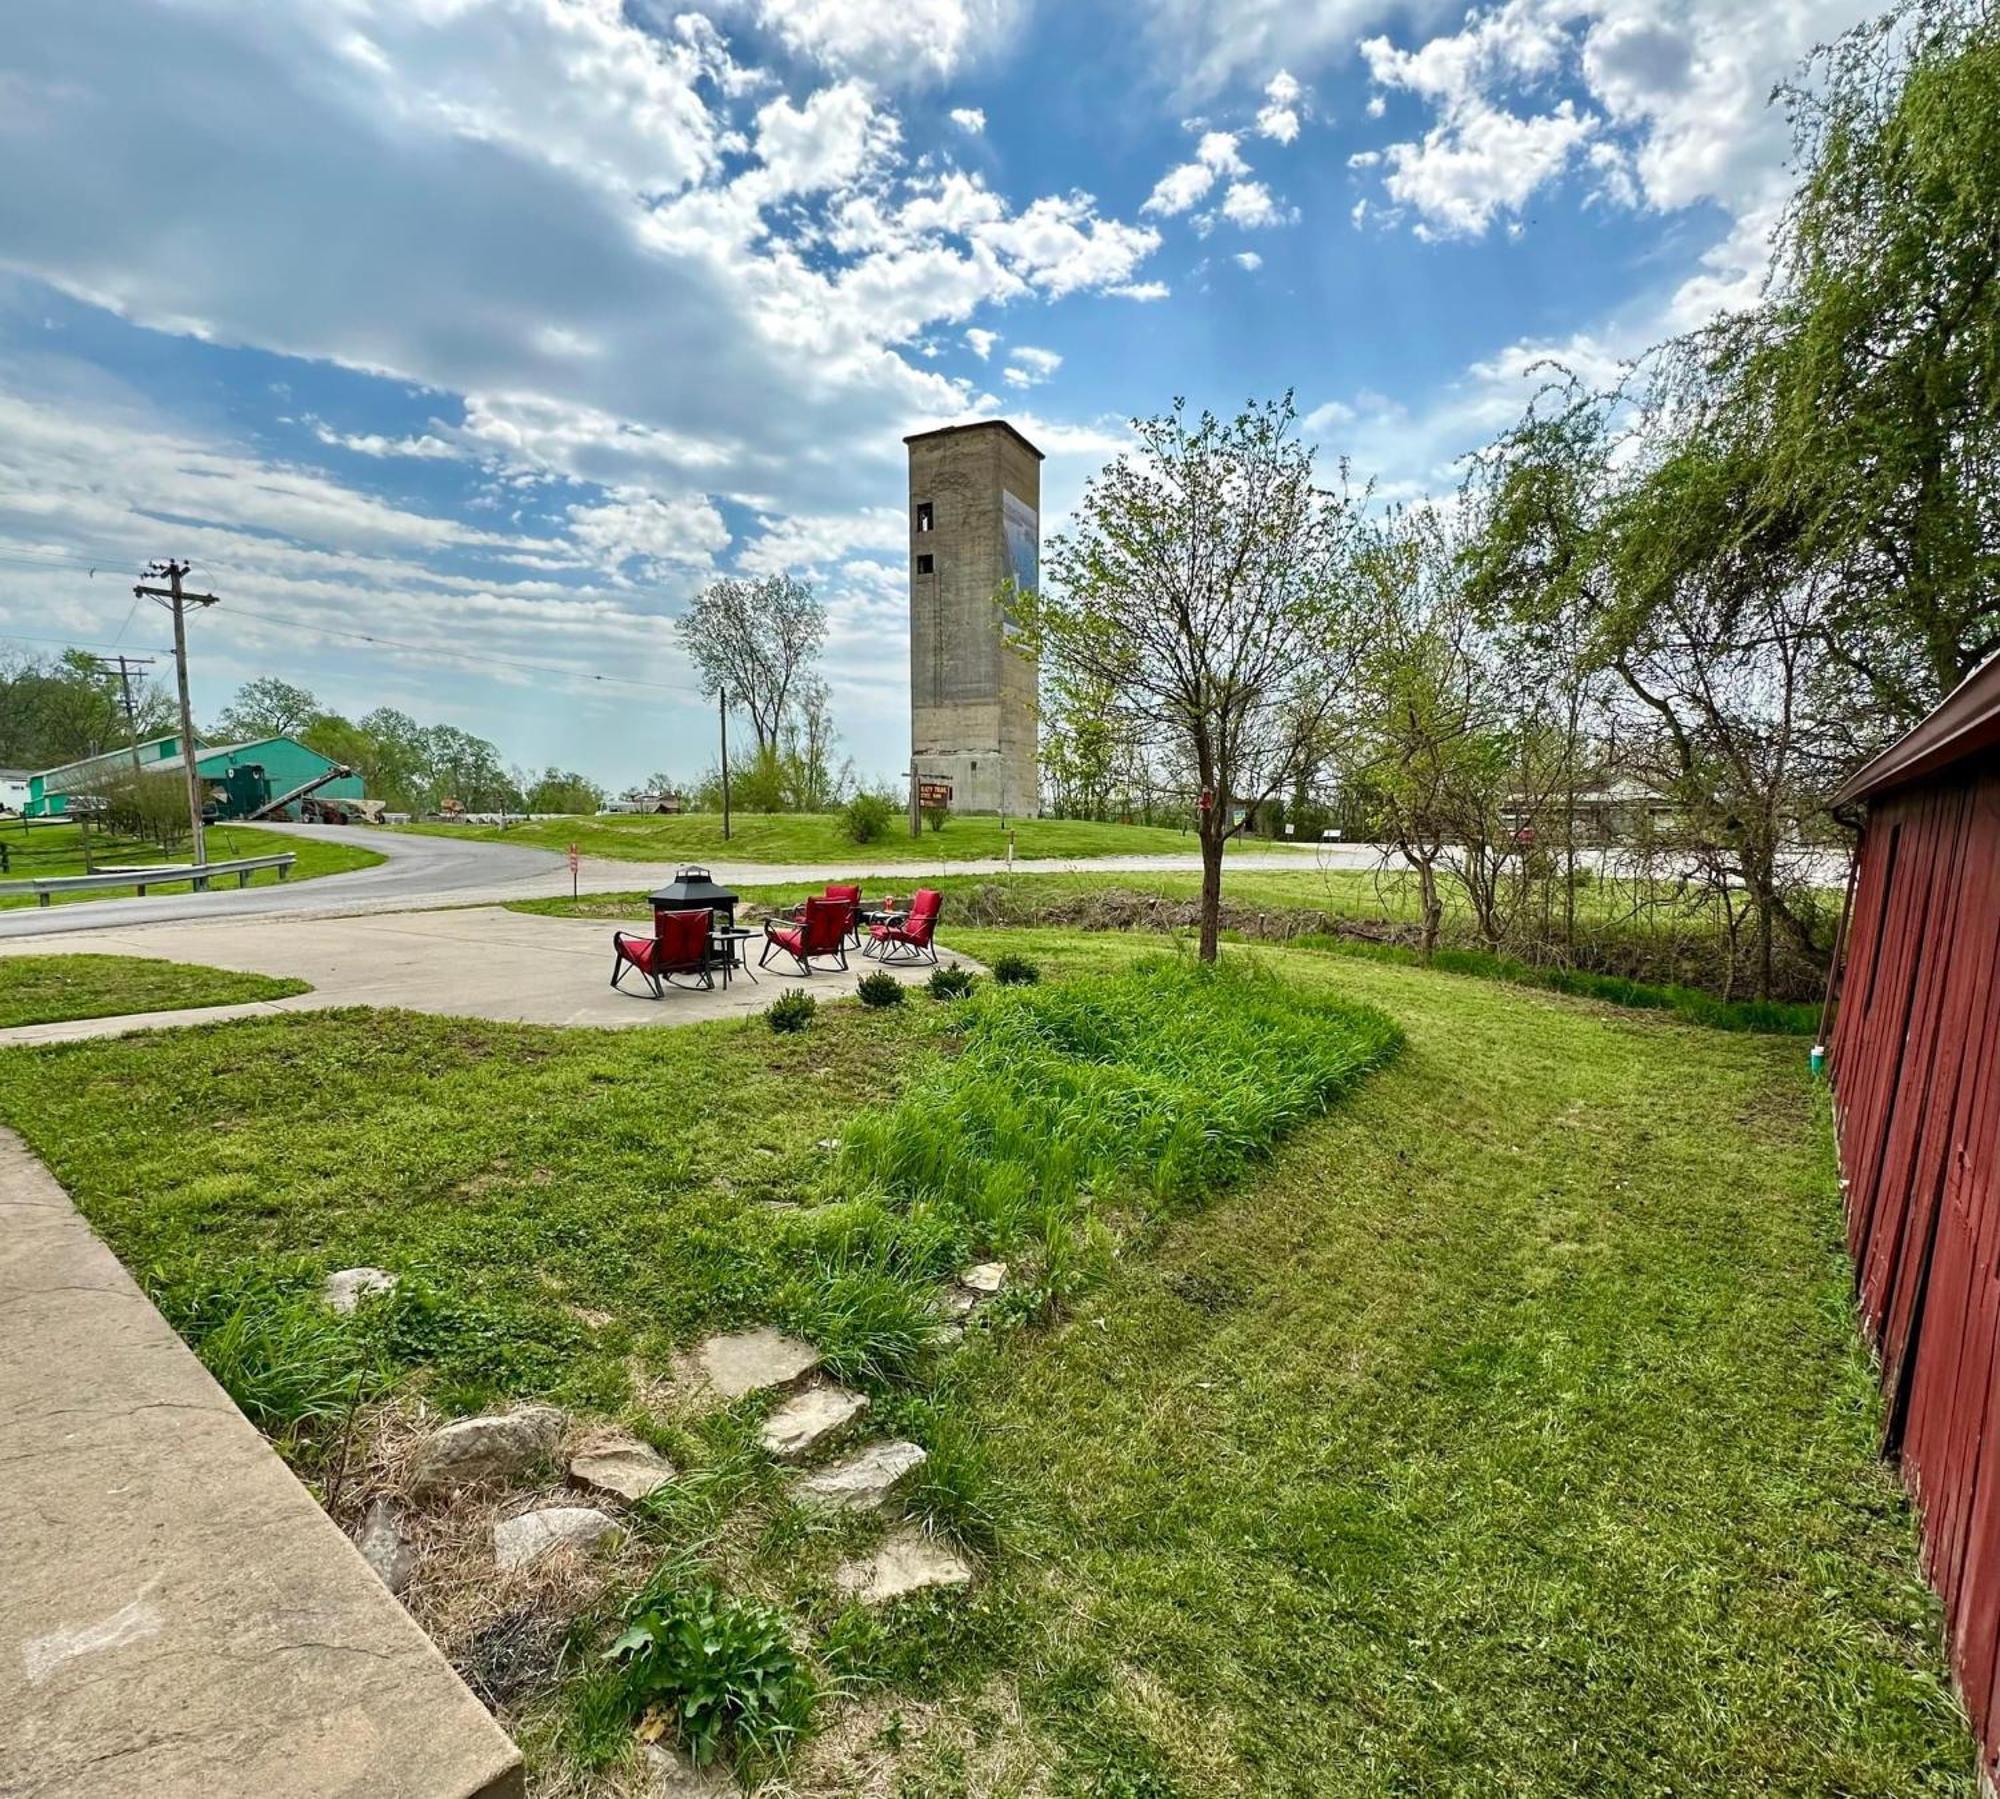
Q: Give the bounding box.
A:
[675,574,826,756]
[214,676,322,742]
[523,767,605,814]
[0,648,174,770]
[1727,0,2000,720]
[1026,395,1361,960]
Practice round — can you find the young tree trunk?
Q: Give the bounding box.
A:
[1416,855,1443,963]
[1197,822,1225,964]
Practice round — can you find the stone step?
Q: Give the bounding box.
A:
[792,1440,927,1512]
[835,1528,973,1604]
[759,1384,867,1460]
[688,1327,821,1400]
[569,1439,675,1502]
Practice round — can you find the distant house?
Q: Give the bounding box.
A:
[29,734,362,821]
[0,769,29,816]
[1502,775,1680,845]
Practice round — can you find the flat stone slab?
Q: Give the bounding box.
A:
[794,1440,927,1513]
[959,1261,1008,1295]
[493,1506,621,1572]
[759,1384,867,1460]
[834,1528,974,1604]
[322,1265,397,1313]
[694,1327,821,1400]
[569,1440,675,1502]
[0,1128,523,1798]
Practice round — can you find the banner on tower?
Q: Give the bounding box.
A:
[1002,489,1038,597]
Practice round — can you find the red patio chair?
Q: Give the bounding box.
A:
[824,882,862,947]
[761,895,850,974]
[611,907,716,997]
[869,888,942,965]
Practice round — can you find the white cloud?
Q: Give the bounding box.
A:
[1234,250,1263,270]
[1220,180,1291,229]
[949,106,987,133]
[1142,127,1248,216]
[1109,280,1172,301]
[1367,94,1387,118]
[749,81,897,197]
[564,486,730,578]
[1001,344,1062,387]
[1255,69,1304,142]
[310,422,464,460]
[964,326,999,358]
[1382,100,1596,239]
[748,0,1021,85]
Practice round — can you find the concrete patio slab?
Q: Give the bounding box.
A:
[0,905,976,1045]
[0,1129,523,1799]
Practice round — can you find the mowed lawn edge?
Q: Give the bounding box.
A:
[0,954,311,1028]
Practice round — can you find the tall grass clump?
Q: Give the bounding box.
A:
[828,956,1399,1287]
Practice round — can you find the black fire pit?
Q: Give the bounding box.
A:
[647,865,739,931]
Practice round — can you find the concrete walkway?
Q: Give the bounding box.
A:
[0,906,976,1046]
[0,1130,523,1798]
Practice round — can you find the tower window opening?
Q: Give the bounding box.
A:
[916,553,935,575]
[915,501,934,532]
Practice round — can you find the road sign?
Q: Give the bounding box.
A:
[567,841,579,900]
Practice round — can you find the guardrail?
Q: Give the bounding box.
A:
[0,852,296,907]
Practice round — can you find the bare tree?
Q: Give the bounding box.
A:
[1024,395,1361,961]
[675,574,826,756]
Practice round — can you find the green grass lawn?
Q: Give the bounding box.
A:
[398,809,1316,864]
[0,819,384,910]
[0,955,310,1028]
[0,936,1966,1793]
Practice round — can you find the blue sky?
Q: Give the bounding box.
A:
[0,0,1871,789]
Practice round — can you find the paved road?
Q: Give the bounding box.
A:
[0,825,1390,939]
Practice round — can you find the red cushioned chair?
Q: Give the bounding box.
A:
[868,888,942,965]
[761,895,850,974]
[611,907,716,997]
[824,882,863,948]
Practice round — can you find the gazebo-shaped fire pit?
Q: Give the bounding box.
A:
[646,865,739,932]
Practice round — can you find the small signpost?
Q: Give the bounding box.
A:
[918,779,953,808]
[567,841,579,902]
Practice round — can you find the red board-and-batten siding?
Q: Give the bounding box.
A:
[1829,654,2000,1768]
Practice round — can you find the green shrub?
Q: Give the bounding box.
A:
[841,790,894,844]
[607,1573,816,1768]
[991,952,1040,986]
[856,969,905,1008]
[923,802,949,833]
[928,964,976,1001]
[766,987,815,1033]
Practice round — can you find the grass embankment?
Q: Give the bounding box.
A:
[0,819,383,909]
[518,871,1821,1034]
[399,810,1309,864]
[0,939,1965,1791]
[0,955,309,1029]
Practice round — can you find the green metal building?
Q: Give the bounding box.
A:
[27,735,361,820]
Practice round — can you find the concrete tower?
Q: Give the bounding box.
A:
[905,419,1042,817]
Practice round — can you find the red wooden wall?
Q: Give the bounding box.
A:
[1832,750,2000,1757]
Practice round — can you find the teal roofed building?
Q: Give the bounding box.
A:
[27,735,361,820]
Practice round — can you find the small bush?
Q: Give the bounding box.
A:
[991,953,1040,986]
[607,1573,816,1768]
[841,790,894,844]
[928,964,976,1001]
[923,802,949,833]
[766,988,815,1033]
[856,969,905,1008]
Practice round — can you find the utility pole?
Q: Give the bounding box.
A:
[908,761,921,838]
[132,560,219,881]
[84,654,155,775]
[718,690,732,842]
